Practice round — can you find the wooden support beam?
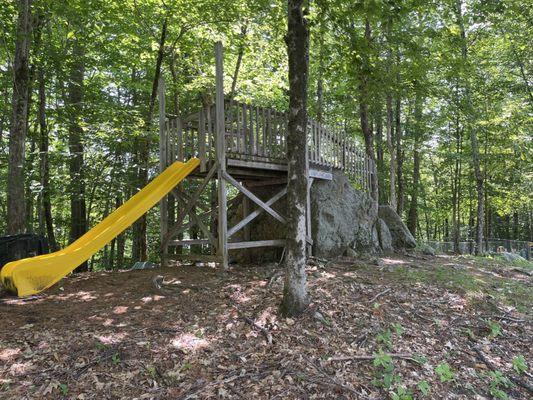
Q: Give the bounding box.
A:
[223,171,287,225]
[162,162,217,248]
[227,239,285,250]
[165,253,221,263]
[169,239,210,246]
[215,41,229,270]
[227,187,287,238]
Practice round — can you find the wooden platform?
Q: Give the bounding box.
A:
[158,42,375,268]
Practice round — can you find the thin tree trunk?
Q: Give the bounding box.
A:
[455,0,484,254]
[115,195,126,268]
[66,39,87,270]
[359,20,378,202]
[407,92,422,237]
[395,95,403,216]
[7,0,33,235]
[132,18,167,261]
[452,118,462,254]
[281,0,309,317]
[229,24,247,99]
[375,105,384,204]
[37,67,58,250]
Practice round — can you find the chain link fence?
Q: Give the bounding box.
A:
[425,239,532,260]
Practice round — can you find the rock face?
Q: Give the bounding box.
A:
[378,205,417,249]
[311,171,379,257]
[376,218,393,253]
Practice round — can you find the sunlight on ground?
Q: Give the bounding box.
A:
[381,258,408,265]
[171,333,209,352]
[96,332,128,345]
[0,347,21,361]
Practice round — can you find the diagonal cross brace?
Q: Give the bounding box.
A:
[162,162,217,249]
[227,187,287,238]
[223,171,287,226]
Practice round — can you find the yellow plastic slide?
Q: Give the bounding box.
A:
[1,158,199,297]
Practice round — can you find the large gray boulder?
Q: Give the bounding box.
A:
[311,171,379,257]
[378,205,417,249]
[376,218,393,253]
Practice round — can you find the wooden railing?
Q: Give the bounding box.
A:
[163,100,374,191]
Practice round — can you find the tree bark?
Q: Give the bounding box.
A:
[229,24,247,99]
[359,20,378,202]
[66,39,87,270]
[395,95,404,216]
[407,93,422,237]
[7,0,32,235]
[132,18,167,261]
[455,0,484,254]
[281,0,309,317]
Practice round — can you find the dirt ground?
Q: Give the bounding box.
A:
[0,253,531,399]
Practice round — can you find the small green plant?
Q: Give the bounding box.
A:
[392,323,404,337]
[146,365,157,379]
[488,370,512,399]
[413,354,427,365]
[112,352,121,365]
[391,385,413,400]
[180,362,192,372]
[372,351,395,389]
[435,362,454,383]
[377,329,393,350]
[417,380,430,396]
[59,383,68,396]
[486,320,502,338]
[512,355,528,374]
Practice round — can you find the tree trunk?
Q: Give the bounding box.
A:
[395,96,404,216]
[66,39,88,270]
[451,106,463,253]
[359,20,378,202]
[37,68,58,250]
[229,24,247,99]
[132,19,167,261]
[455,0,484,255]
[375,105,385,204]
[281,0,309,317]
[407,93,422,237]
[7,0,32,235]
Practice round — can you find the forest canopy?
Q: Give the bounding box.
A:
[0,0,531,269]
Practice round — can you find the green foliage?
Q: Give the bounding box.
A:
[512,355,528,374]
[417,380,430,396]
[435,362,454,383]
[487,370,512,400]
[377,328,393,350]
[486,320,502,339]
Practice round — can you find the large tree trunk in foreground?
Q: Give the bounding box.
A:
[66,39,88,270]
[132,19,167,262]
[7,0,32,235]
[455,0,484,254]
[281,0,309,317]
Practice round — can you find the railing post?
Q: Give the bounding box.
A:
[215,41,228,269]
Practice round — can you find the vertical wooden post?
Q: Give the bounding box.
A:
[158,76,168,261]
[215,41,228,269]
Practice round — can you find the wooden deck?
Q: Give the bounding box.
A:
[162,99,373,188]
[158,42,375,269]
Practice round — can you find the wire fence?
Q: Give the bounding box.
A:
[425,239,532,260]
